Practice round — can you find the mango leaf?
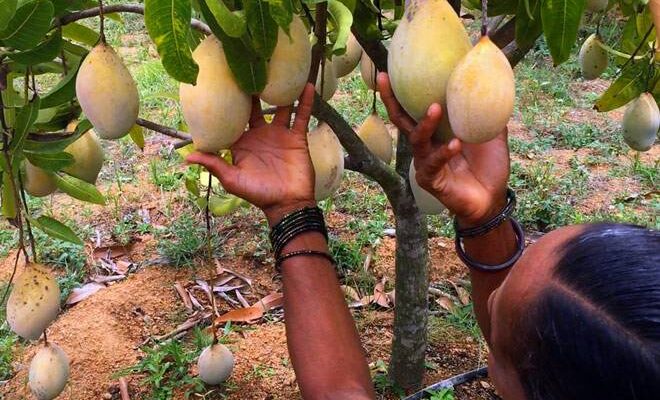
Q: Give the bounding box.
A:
[245,0,278,59]
[128,124,145,150]
[205,0,247,38]
[62,22,100,46]
[0,0,18,32]
[198,0,267,93]
[39,61,80,109]
[541,0,585,65]
[24,151,74,171]
[2,172,16,218]
[328,0,353,56]
[352,0,382,41]
[8,30,62,65]
[28,215,83,245]
[10,96,41,154]
[489,0,519,15]
[53,173,106,205]
[594,61,646,112]
[196,194,244,217]
[23,119,90,153]
[144,0,199,85]
[515,0,543,49]
[267,0,293,34]
[0,0,53,50]
[33,101,80,132]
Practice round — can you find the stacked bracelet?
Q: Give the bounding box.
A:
[453,188,516,237]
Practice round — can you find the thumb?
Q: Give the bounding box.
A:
[186,152,238,188]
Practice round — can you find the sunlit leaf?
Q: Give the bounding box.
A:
[28,215,83,245]
[53,173,106,205]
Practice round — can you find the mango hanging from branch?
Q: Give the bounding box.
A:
[622,93,659,152]
[578,34,608,80]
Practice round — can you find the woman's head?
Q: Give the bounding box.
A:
[487,223,660,399]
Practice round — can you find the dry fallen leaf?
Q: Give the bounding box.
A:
[222,267,253,287]
[253,292,284,312]
[66,282,106,305]
[436,296,456,312]
[215,306,264,324]
[114,260,133,275]
[174,282,193,311]
[92,245,129,260]
[386,290,395,306]
[235,289,250,308]
[455,285,471,306]
[373,279,391,308]
[341,285,361,302]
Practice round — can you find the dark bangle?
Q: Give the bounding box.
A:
[453,188,516,238]
[275,250,335,272]
[455,217,525,272]
[270,206,328,259]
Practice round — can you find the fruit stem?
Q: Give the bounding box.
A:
[481,0,488,37]
[205,171,212,262]
[595,38,647,61]
[17,173,38,262]
[98,0,106,44]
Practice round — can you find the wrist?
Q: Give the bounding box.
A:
[456,198,508,229]
[264,200,317,226]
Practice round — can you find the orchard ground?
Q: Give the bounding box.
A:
[1,12,658,400]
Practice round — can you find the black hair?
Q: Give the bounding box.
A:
[512,223,660,400]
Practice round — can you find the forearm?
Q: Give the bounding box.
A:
[278,232,375,400]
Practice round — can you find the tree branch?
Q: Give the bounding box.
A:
[490,17,516,49]
[351,27,389,73]
[56,4,211,35]
[136,118,191,141]
[503,35,540,68]
[308,3,328,83]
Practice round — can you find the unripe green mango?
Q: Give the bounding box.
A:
[76,42,139,139]
[29,343,70,400]
[180,36,251,153]
[446,36,515,144]
[622,93,659,152]
[260,16,312,106]
[7,263,61,340]
[388,0,472,122]
[333,34,362,78]
[579,34,608,80]
[197,343,234,385]
[360,52,377,91]
[308,123,344,200]
[315,61,338,101]
[63,129,105,184]
[409,162,445,215]
[24,161,57,197]
[357,113,393,164]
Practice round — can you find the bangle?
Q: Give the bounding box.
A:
[275,250,335,271]
[453,188,516,238]
[269,206,328,259]
[455,217,525,272]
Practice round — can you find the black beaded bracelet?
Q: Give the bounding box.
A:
[270,206,328,259]
[453,188,516,238]
[275,250,335,271]
[455,217,525,272]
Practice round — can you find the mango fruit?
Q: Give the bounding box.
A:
[76,42,139,140]
[308,123,344,200]
[260,16,312,106]
[198,343,234,385]
[29,343,70,400]
[388,0,472,122]
[63,129,105,184]
[357,113,393,164]
[446,36,514,144]
[333,34,362,77]
[579,34,608,80]
[24,161,57,197]
[622,93,659,152]
[409,162,445,215]
[315,61,338,101]
[586,0,608,11]
[6,263,61,340]
[360,52,377,91]
[180,36,251,153]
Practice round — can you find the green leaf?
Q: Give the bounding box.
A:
[0,0,54,50]
[0,0,18,31]
[245,0,279,59]
[8,30,63,66]
[28,215,83,245]
[128,124,145,150]
[541,0,585,65]
[10,96,41,154]
[24,151,74,171]
[198,0,267,93]
[33,101,80,132]
[144,0,199,85]
[2,172,16,218]
[328,0,353,56]
[40,61,80,109]
[594,61,646,112]
[267,0,293,34]
[352,0,381,41]
[53,172,106,205]
[205,0,247,38]
[23,119,90,153]
[515,0,542,49]
[197,194,244,217]
[62,22,100,46]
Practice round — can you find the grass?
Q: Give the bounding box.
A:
[428,303,483,345]
[157,213,219,267]
[0,283,18,381]
[425,388,456,400]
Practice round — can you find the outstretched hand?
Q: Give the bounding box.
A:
[186,84,317,226]
[377,72,510,226]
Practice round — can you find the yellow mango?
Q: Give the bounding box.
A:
[24,161,57,197]
[260,16,312,106]
[315,61,338,101]
[388,0,472,121]
[333,34,363,77]
[357,113,393,164]
[360,52,377,91]
[446,36,515,144]
[409,162,445,215]
[76,42,139,139]
[63,129,105,184]
[198,343,234,385]
[29,343,70,400]
[579,34,608,80]
[180,36,251,153]
[622,93,659,152]
[308,123,344,200]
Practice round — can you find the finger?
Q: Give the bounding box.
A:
[291,84,316,135]
[377,72,415,134]
[186,152,239,189]
[273,105,293,128]
[410,103,442,150]
[249,96,266,128]
[423,138,461,172]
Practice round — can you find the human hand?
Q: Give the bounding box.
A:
[186,84,317,226]
[377,72,510,226]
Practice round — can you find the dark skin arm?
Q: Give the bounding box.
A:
[187,85,375,400]
[377,73,518,342]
